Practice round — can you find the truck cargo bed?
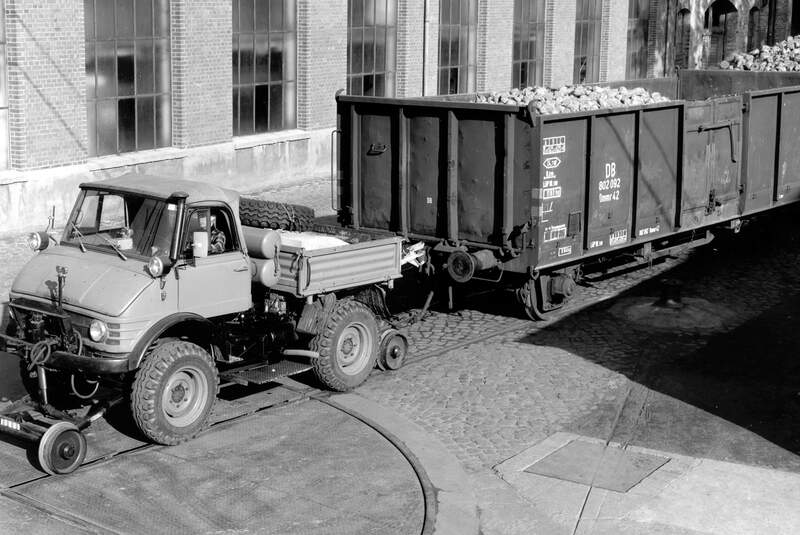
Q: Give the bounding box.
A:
[270,232,403,297]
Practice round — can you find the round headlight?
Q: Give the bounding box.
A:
[27,232,48,251]
[89,320,108,342]
[147,255,164,278]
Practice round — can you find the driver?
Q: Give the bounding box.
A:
[208,214,226,254]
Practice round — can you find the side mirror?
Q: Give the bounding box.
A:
[192,231,209,258]
[147,253,174,278]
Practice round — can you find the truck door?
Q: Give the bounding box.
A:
[177,206,252,317]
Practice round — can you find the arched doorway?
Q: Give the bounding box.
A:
[704,0,738,66]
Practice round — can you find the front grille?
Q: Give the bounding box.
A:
[9,299,91,344]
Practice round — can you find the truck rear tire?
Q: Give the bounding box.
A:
[239,197,315,231]
[310,300,378,392]
[131,341,219,445]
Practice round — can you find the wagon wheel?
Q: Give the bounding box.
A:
[37,422,87,475]
[515,278,547,321]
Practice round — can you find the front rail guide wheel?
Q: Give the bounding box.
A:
[311,300,379,391]
[131,341,219,445]
[38,422,87,475]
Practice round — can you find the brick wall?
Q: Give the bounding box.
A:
[479,0,514,92]
[297,0,346,130]
[423,0,440,96]
[549,0,576,86]
[396,0,425,97]
[170,0,232,148]
[6,0,87,169]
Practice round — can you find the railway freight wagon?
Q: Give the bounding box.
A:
[332,71,800,319]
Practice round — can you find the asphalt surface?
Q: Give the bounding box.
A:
[1,176,799,534]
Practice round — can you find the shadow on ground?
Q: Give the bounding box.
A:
[514,208,800,471]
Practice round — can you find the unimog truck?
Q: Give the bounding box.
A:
[0,173,417,475]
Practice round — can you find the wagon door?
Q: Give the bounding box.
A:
[775,89,800,204]
[358,111,398,230]
[681,98,741,229]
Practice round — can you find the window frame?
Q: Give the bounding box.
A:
[625,0,650,79]
[512,0,546,89]
[84,0,172,157]
[438,0,478,95]
[181,205,241,258]
[347,0,397,97]
[573,0,602,84]
[232,0,297,136]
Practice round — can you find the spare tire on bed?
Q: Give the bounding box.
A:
[239,197,315,231]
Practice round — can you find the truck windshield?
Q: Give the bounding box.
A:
[62,190,177,259]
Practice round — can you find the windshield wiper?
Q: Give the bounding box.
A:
[98,233,128,261]
[69,222,87,253]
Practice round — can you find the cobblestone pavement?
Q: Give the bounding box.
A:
[355,211,800,495]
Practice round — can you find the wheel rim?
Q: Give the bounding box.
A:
[383,335,408,370]
[161,364,209,427]
[38,422,86,475]
[336,322,373,376]
[49,430,85,473]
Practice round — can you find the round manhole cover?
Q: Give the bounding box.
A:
[610,296,736,333]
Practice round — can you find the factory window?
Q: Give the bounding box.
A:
[84,0,172,156]
[512,0,545,88]
[626,0,650,79]
[674,8,691,70]
[348,0,397,96]
[438,0,477,94]
[233,0,297,136]
[0,0,8,169]
[574,0,602,83]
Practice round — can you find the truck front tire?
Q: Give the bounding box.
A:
[310,300,379,392]
[131,341,219,445]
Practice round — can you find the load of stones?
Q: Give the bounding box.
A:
[719,34,800,72]
[474,84,670,114]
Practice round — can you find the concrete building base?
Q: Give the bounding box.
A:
[0,127,333,233]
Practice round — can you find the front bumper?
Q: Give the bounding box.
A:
[0,338,130,375]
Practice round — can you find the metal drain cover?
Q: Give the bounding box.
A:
[610,296,736,332]
[524,440,669,493]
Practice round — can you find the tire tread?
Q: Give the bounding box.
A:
[239,197,315,231]
[310,300,377,392]
[131,340,219,446]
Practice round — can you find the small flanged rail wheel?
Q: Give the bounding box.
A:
[38,422,87,475]
[131,341,219,445]
[378,329,409,371]
[516,278,546,321]
[311,300,379,391]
